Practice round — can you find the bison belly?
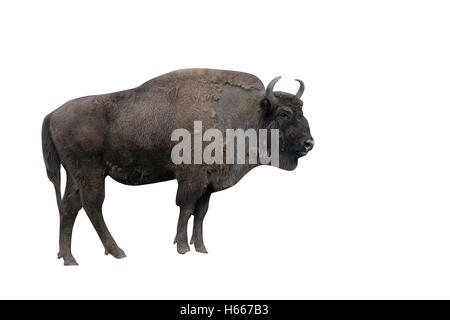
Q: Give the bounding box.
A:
[103,146,175,186]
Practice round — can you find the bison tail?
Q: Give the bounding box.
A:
[42,113,62,215]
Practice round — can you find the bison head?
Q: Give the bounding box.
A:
[260,76,314,170]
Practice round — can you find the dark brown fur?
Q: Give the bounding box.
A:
[42,68,313,265]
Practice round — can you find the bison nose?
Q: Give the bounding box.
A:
[303,138,314,151]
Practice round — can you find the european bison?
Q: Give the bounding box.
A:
[42,68,314,265]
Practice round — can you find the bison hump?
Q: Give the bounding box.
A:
[141,68,265,92]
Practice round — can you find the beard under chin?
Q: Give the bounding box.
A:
[278,153,299,171]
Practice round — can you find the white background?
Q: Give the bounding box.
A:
[0,0,449,299]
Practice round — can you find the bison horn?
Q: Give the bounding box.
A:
[266,76,281,101]
[295,79,305,99]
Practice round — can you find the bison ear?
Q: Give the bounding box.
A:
[260,98,273,115]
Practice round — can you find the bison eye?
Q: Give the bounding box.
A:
[277,112,291,121]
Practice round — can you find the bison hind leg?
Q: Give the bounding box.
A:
[58,172,82,266]
[71,160,126,261]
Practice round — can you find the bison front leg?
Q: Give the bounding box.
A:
[190,192,211,253]
[173,204,195,254]
[173,177,207,254]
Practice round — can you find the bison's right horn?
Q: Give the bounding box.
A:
[266,76,281,101]
[295,79,305,99]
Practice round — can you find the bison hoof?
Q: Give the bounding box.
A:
[105,245,127,259]
[190,236,208,254]
[194,243,208,254]
[176,242,190,254]
[57,252,79,266]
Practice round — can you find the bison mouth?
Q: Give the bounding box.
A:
[279,147,310,171]
[296,150,309,158]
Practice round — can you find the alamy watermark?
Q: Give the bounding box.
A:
[171,121,279,167]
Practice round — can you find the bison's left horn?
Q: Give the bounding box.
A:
[266,76,281,101]
[295,79,305,99]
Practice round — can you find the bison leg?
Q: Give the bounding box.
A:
[58,173,82,266]
[173,203,195,254]
[190,192,211,253]
[75,166,126,260]
[173,176,208,254]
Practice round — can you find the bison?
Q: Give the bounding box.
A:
[42,68,314,265]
